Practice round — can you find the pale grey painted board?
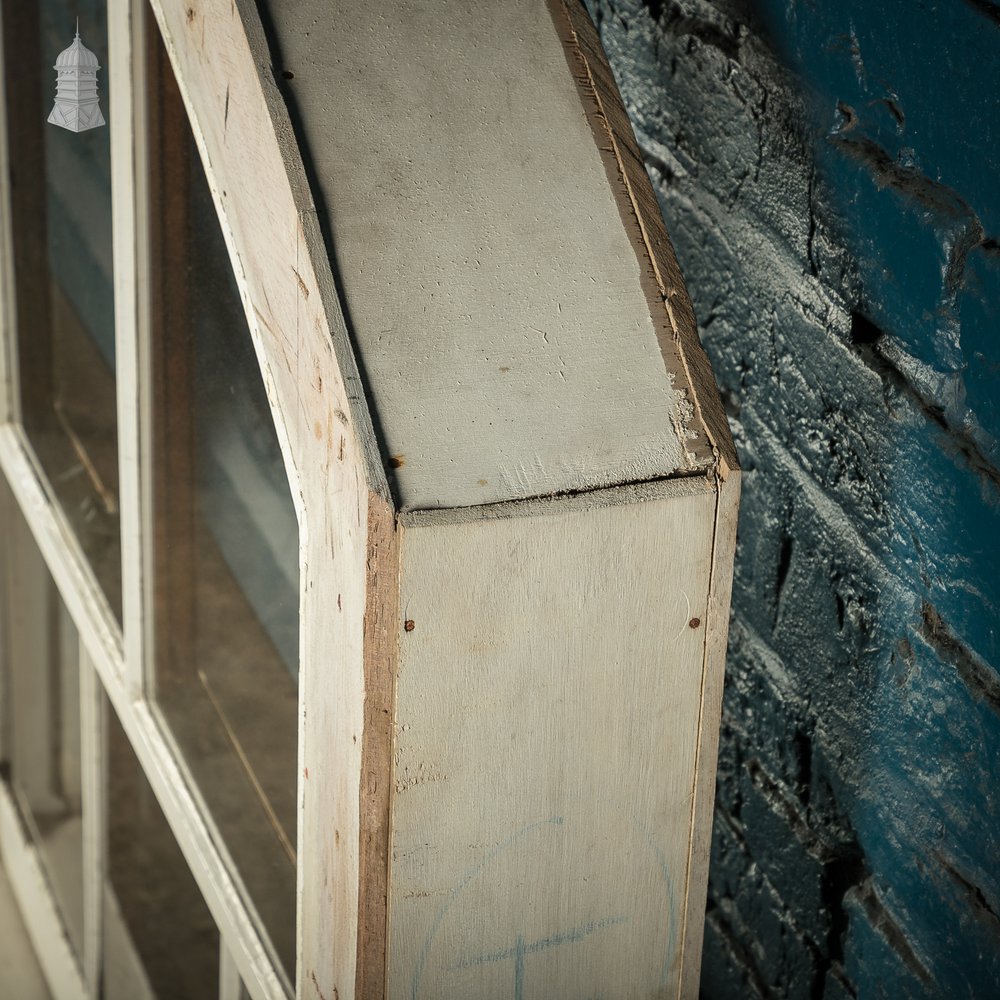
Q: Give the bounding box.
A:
[389,483,719,998]
[265,0,706,510]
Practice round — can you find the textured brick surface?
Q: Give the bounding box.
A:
[585,1,1000,996]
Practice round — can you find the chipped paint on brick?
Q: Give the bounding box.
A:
[589,0,1000,996]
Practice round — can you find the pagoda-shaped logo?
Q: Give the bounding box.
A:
[48,21,105,132]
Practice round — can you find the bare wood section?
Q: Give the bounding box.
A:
[389,482,720,998]
[551,0,739,479]
[261,0,721,511]
[356,492,399,1000]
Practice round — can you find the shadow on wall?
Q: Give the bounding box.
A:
[586,0,1000,997]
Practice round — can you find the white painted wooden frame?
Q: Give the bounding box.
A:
[0,1,301,997]
[0,1,740,999]
[0,3,16,430]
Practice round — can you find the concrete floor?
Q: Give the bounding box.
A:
[0,862,52,999]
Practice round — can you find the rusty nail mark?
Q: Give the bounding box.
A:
[282,69,295,79]
[185,7,195,23]
[689,617,701,629]
[390,454,406,469]
[404,619,415,632]
[337,593,341,610]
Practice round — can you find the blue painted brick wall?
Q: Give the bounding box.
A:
[585,1,1000,996]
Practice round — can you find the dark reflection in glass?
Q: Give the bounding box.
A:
[145,7,299,980]
[2,486,84,963]
[1,0,120,618]
[105,701,218,1000]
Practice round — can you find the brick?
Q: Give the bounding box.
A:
[588,0,1000,997]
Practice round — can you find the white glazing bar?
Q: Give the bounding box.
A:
[0,477,9,764]
[0,782,88,1000]
[0,428,288,1000]
[109,0,148,699]
[80,646,106,996]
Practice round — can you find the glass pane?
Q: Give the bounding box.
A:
[2,486,84,962]
[145,9,299,979]
[105,701,218,1000]
[1,0,120,619]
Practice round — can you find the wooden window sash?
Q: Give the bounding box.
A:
[0,2,295,997]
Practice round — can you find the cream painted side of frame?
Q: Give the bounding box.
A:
[388,477,733,999]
